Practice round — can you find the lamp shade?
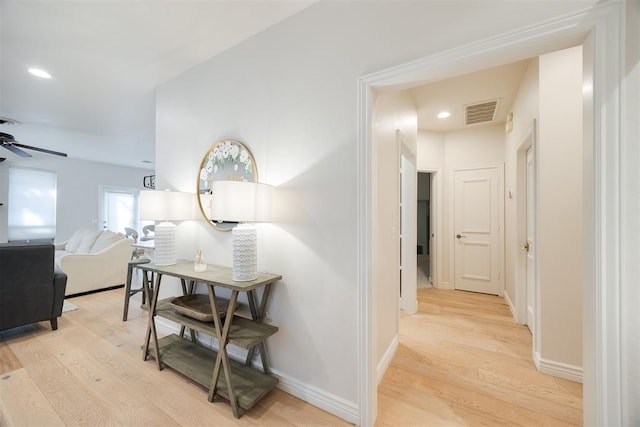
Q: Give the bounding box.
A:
[138,190,195,266]
[210,181,273,223]
[209,180,273,281]
[139,190,196,221]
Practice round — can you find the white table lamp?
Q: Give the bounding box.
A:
[139,190,195,266]
[210,181,273,281]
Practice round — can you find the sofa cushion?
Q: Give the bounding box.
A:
[90,230,124,253]
[65,228,89,253]
[76,230,102,254]
[54,249,71,269]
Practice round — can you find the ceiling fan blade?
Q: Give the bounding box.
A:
[2,143,32,157]
[12,142,68,157]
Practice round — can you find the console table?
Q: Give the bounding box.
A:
[137,261,281,418]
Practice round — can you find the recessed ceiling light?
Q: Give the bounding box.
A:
[437,111,451,119]
[28,68,52,79]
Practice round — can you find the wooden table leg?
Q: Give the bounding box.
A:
[179,279,197,342]
[141,269,151,309]
[187,281,197,342]
[208,288,241,417]
[143,272,163,370]
[245,290,259,366]
[245,284,273,373]
[142,269,152,361]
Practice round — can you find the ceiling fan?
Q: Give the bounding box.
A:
[0,117,67,158]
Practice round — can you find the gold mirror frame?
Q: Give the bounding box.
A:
[197,139,258,231]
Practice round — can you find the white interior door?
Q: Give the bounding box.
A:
[526,147,536,332]
[453,167,502,295]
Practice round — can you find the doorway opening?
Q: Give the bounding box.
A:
[359,4,625,425]
[417,172,432,288]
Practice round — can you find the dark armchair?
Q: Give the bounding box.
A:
[0,243,68,331]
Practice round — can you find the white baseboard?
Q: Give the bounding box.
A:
[271,368,359,424]
[533,351,583,383]
[377,335,399,384]
[153,318,359,423]
[503,291,516,320]
[438,281,451,290]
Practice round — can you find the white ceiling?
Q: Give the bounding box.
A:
[0,0,315,168]
[1,1,530,168]
[410,59,531,132]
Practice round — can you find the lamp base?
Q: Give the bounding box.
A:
[232,223,257,281]
[154,221,176,266]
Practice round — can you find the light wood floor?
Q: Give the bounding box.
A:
[376,288,583,426]
[1,287,583,426]
[0,288,350,426]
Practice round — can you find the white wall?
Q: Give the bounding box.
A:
[504,58,539,307]
[499,47,585,373]
[417,130,445,171]
[538,46,583,368]
[0,156,151,243]
[154,0,605,420]
[417,124,505,289]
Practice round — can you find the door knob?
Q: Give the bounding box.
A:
[456,234,465,239]
[523,241,530,252]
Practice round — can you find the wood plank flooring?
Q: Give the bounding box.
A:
[1,286,582,426]
[0,288,349,426]
[376,288,583,426]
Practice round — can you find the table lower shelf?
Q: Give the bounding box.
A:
[147,334,278,412]
[155,298,278,349]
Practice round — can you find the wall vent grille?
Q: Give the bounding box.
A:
[465,100,499,125]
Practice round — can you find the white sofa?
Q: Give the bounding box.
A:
[55,228,133,296]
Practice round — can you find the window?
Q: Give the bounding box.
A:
[101,187,137,233]
[8,167,57,242]
[100,186,152,236]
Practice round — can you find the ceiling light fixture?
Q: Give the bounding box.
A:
[28,68,52,79]
[437,111,451,119]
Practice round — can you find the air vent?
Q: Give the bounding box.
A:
[464,99,499,125]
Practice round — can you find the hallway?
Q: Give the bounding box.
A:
[376,288,582,426]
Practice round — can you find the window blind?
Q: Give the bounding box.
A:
[8,167,57,242]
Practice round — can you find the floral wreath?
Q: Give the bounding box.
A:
[199,140,254,189]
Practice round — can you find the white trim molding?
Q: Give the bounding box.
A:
[439,281,451,290]
[358,2,629,426]
[377,335,399,385]
[503,290,516,320]
[533,352,583,383]
[357,74,376,427]
[272,369,359,424]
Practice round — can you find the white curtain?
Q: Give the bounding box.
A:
[8,167,57,242]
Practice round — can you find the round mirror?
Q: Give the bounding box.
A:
[197,139,258,231]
